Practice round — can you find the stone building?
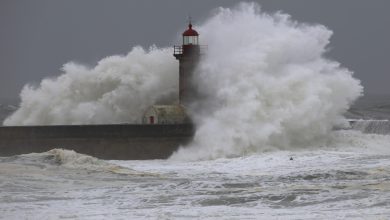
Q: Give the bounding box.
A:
[143,105,190,124]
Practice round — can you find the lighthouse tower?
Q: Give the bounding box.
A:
[143,22,203,125]
[174,22,202,106]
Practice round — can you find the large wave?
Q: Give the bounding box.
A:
[4,47,177,125]
[170,3,362,160]
[5,3,362,160]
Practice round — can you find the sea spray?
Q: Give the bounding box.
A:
[170,3,363,160]
[4,3,363,160]
[4,47,177,125]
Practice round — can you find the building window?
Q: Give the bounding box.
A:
[183,36,198,45]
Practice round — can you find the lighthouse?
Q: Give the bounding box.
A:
[143,22,204,125]
[174,22,203,106]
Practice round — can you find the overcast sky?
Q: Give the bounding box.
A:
[1,0,389,102]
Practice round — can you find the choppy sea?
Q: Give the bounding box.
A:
[1,95,390,219]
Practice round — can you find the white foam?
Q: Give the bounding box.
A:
[2,144,390,219]
[329,130,390,154]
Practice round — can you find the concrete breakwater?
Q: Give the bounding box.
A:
[349,119,390,135]
[0,124,194,160]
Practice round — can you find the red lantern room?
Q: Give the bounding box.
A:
[182,23,199,45]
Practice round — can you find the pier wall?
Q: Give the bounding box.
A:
[0,124,194,160]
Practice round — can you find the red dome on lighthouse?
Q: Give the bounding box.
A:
[182,23,199,36]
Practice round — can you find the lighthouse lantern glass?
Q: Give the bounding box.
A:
[183,36,198,45]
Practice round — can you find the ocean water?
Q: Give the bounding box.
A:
[0,129,390,219]
[1,3,389,219]
[1,100,390,219]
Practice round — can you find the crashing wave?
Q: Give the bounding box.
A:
[6,149,152,175]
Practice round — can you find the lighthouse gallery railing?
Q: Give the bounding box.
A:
[174,45,208,55]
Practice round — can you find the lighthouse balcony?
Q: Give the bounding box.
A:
[173,45,207,58]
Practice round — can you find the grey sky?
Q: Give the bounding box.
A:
[1,0,389,102]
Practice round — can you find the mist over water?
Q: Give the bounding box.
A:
[4,3,362,160]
